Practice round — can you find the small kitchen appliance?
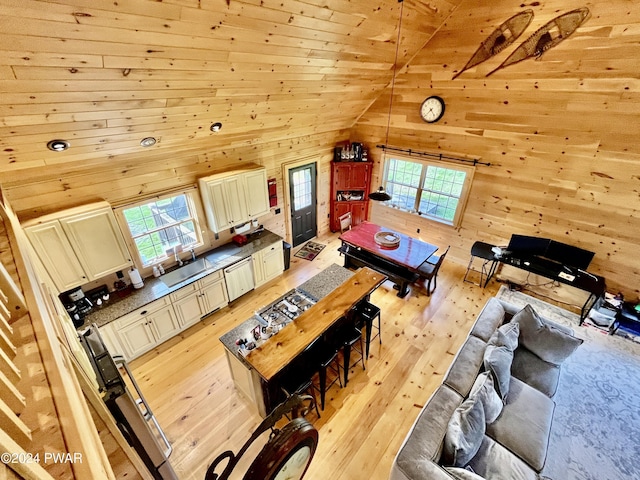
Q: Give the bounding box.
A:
[60,287,93,328]
[232,234,248,246]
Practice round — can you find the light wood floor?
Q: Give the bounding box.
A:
[130,232,500,480]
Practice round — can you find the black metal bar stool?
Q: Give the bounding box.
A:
[463,241,499,288]
[355,300,381,360]
[305,334,343,411]
[340,325,365,386]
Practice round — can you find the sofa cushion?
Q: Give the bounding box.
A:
[512,304,583,365]
[443,335,487,398]
[467,436,539,480]
[469,372,502,423]
[470,298,505,342]
[444,466,485,479]
[483,344,514,401]
[488,321,520,351]
[393,385,464,480]
[442,395,486,467]
[485,377,555,472]
[512,346,561,398]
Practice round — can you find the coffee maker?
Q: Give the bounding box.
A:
[60,287,93,328]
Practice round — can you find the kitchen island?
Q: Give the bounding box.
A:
[220,264,386,417]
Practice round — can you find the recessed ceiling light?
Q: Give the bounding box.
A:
[140,137,157,147]
[47,139,70,151]
[210,122,222,132]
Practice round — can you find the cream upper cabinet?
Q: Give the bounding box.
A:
[243,169,270,219]
[24,202,132,292]
[201,178,232,231]
[200,176,249,232]
[60,206,132,280]
[199,166,269,233]
[24,221,88,291]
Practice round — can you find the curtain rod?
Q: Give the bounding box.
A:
[376,144,491,167]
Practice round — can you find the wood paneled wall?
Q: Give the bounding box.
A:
[0,0,455,199]
[0,0,638,298]
[353,0,640,298]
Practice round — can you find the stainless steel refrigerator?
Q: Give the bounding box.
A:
[79,325,178,480]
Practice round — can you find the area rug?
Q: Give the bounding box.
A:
[294,241,325,261]
[496,286,640,480]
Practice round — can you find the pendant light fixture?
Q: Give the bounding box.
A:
[369,185,392,202]
[369,0,404,202]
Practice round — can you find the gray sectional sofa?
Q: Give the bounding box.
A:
[390,297,583,480]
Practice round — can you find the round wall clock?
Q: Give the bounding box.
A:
[243,418,319,480]
[420,96,445,123]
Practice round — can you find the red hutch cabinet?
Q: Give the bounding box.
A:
[330,161,372,232]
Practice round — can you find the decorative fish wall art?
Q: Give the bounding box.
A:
[452,10,534,80]
[454,7,590,78]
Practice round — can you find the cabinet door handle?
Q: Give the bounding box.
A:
[140,310,148,315]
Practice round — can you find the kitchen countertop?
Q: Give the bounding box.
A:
[219,263,376,373]
[81,230,283,328]
[226,266,386,381]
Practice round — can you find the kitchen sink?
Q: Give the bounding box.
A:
[160,258,213,288]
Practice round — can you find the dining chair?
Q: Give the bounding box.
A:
[463,241,499,288]
[417,246,450,295]
[339,211,352,233]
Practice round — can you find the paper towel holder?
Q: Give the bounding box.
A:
[128,267,144,289]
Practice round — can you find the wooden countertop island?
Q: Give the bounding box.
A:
[246,266,387,381]
[222,265,386,417]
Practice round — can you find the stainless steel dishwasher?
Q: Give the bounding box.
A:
[224,257,255,301]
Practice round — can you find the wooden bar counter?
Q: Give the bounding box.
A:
[247,266,386,381]
[221,265,386,416]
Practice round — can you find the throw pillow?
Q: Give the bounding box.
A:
[442,396,486,467]
[512,304,583,365]
[469,371,503,423]
[488,322,520,351]
[445,466,485,480]
[483,344,514,401]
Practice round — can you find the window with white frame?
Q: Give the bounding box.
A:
[120,192,202,267]
[383,156,474,226]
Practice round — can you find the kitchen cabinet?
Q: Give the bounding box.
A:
[200,271,229,313]
[332,201,368,230]
[252,241,284,288]
[113,297,179,360]
[334,162,370,190]
[330,160,372,232]
[225,351,267,416]
[171,269,228,328]
[23,202,132,292]
[200,176,248,232]
[199,165,269,233]
[243,168,270,218]
[24,221,87,291]
[99,322,126,359]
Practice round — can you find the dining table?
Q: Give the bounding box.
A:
[339,221,439,297]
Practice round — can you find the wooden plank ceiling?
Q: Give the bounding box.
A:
[0,0,458,185]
